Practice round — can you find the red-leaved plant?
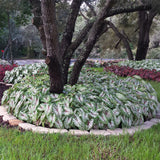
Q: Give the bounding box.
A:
[104,65,160,82]
[0,64,17,82]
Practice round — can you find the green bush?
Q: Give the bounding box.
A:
[2,69,159,130]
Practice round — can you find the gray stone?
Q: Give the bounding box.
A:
[107,128,124,135]
[123,127,138,135]
[69,129,89,136]
[0,106,8,116]
[90,130,111,136]
[47,128,68,134]
[31,126,50,134]
[143,121,156,126]
[138,124,152,130]
[19,123,36,131]
[3,114,16,121]
[5,84,13,87]
[150,118,160,123]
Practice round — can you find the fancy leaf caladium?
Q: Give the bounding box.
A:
[2,69,160,130]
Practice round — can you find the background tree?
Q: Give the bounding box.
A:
[0,0,31,63]
[135,0,160,60]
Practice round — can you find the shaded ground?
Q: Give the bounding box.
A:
[0,83,10,105]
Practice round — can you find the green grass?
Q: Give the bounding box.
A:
[0,124,160,160]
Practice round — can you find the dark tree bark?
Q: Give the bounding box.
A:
[41,0,63,94]
[108,21,134,60]
[135,10,157,60]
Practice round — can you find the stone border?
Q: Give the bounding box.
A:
[0,82,13,87]
[0,105,160,136]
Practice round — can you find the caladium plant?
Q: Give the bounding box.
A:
[118,59,160,71]
[3,63,48,84]
[2,69,160,130]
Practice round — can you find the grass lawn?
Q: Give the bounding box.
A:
[0,67,160,160]
[0,124,160,160]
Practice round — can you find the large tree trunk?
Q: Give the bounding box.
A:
[135,10,157,60]
[41,0,63,94]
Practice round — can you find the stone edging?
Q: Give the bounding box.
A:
[0,82,13,86]
[0,105,160,136]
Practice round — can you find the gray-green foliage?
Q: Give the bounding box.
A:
[2,69,159,130]
[3,63,47,83]
[118,59,160,71]
[0,59,10,65]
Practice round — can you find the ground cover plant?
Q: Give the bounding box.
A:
[2,68,160,130]
[0,123,160,160]
[118,59,160,71]
[3,62,47,84]
[104,65,160,82]
[0,59,10,65]
[0,64,17,82]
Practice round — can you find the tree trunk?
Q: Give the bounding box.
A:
[41,0,63,94]
[8,13,13,64]
[135,10,157,60]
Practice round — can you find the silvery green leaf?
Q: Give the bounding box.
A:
[55,119,63,129]
[45,104,52,116]
[63,106,73,116]
[48,114,56,125]
[64,117,72,129]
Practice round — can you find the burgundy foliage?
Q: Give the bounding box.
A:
[0,64,17,82]
[104,65,160,82]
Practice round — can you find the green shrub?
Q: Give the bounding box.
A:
[2,69,159,130]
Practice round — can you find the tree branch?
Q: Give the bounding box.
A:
[84,0,96,16]
[107,3,152,17]
[61,0,83,57]
[108,21,133,60]
[80,9,89,21]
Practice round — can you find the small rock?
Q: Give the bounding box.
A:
[3,115,16,121]
[9,119,23,127]
[19,123,36,131]
[69,129,89,136]
[90,130,111,136]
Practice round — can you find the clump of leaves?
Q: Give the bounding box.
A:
[118,59,160,71]
[2,70,160,130]
[3,63,48,84]
[0,59,10,66]
[0,64,17,82]
[104,65,160,82]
